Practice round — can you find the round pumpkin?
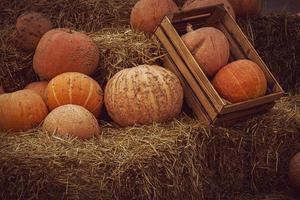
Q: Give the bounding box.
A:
[212,59,267,103]
[15,12,53,50]
[104,65,183,126]
[0,89,48,131]
[43,104,101,139]
[25,81,48,100]
[227,0,262,17]
[130,0,179,34]
[0,86,4,95]
[289,152,300,192]
[181,26,230,77]
[45,72,103,117]
[33,28,99,80]
[183,0,236,19]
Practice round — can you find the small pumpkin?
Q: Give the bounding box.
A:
[130,0,179,34]
[25,81,48,100]
[0,89,48,131]
[227,0,262,17]
[183,0,236,19]
[43,104,101,139]
[45,72,103,117]
[289,152,300,192]
[104,65,183,126]
[15,11,53,50]
[33,28,99,80]
[181,26,230,77]
[212,59,267,103]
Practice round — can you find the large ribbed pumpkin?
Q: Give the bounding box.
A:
[43,104,101,139]
[0,89,48,131]
[15,12,53,50]
[227,0,262,17]
[33,28,99,80]
[181,26,230,77]
[25,81,48,100]
[183,0,236,19]
[104,65,183,126]
[45,72,103,117]
[212,59,267,103]
[289,152,300,192]
[130,0,179,34]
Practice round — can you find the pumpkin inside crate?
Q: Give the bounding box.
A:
[154,4,284,124]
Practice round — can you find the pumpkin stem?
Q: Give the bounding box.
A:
[186,23,194,33]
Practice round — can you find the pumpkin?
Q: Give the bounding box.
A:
[42,104,101,139]
[33,28,99,80]
[0,89,48,131]
[227,0,262,17]
[25,81,48,100]
[15,12,52,50]
[45,72,103,117]
[183,0,236,19]
[181,26,230,77]
[104,65,183,126]
[289,152,300,192]
[130,0,179,33]
[212,59,267,103]
[0,86,4,95]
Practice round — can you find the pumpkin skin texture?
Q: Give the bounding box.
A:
[0,89,48,131]
[227,0,262,17]
[43,104,101,139]
[130,0,179,34]
[45,72,103,117]
[212,59,267,103]
[25,81,48,100]
[33,28,99,80]
[15,12,53,50]
[183,0,236,19]
[104,65,184,127]
[289,152,300,192]
[181,27,230,77]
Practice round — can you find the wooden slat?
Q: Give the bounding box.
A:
[220,92,284,114]
[163,56,210,125]
[155,26,218,120]
[161,17,226,112]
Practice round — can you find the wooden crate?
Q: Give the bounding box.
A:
[155,4,284,124]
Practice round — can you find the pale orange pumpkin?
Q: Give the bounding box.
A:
[212,59,267,103]
[42,104,101,139]
[227,0,262,17]
[25,81,48,100]
[45,72,103,117]
[33,28,99,80]
[183,0,236,19]
[104,65,183,126]
[0,89,48,131]
[130,0,179,33]
[181,26,230,77]
[289,152,300,192]
[15,11,53,50]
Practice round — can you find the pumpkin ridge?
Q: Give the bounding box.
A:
[68,74,74,104]
[227,67,250,100]
[51,81,61,107]
[83,78,94,108]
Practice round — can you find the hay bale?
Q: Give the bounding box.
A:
[239,15,300,94]
[236,191,298,200]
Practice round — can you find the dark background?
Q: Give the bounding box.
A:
[263,0,300,14]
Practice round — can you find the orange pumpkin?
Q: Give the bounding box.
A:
[183,0,236,19]
[25,81,48,100]
[15,12,53,50]
[43,104,101,139]
[104,65,183,126]
[45,72,103,117]
[0,86,4,95]
[130,0,179,33]
[289,152,300,192]
[227,0,262,17]
[181,26,230,77]
[0,89,48,131]
[33,28,99,80]
[212,59,267,103]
